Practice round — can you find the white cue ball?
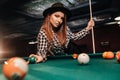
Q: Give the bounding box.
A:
[77,53,90,64]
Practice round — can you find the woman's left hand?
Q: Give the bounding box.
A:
[86,19,95,31]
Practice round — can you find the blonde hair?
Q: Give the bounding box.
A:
[41,14,67,46]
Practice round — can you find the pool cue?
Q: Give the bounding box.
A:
[89,0,96,54]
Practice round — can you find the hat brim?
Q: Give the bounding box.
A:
[43,7,71,20]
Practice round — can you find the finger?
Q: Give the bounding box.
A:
[29,54,35,57]
[36,55,43,63]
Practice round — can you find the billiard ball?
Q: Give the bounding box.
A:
[102,51,114,59]
[77,53,90,64]
[116,51,120,63]
[2,57,28,80]
[102,51,108,58]
[28,56,37,64]
[72,53,78,59]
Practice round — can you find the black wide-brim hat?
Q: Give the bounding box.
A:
[43,2,71,20]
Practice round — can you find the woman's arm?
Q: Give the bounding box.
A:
[29,30,48,63]
[37,30,48,59]
[67,19,94,40]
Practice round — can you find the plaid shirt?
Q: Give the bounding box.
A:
[37,27,89,60]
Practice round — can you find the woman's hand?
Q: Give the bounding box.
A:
[86,19,95,31]
[28,54,44,63]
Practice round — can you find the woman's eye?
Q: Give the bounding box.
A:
[55,15,59,18]
[54,15,64,20]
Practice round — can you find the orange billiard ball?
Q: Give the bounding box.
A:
[102,51,108,58]
[72,53,78,59]
[102,51,114,59]
[116,51,120,63]
[2,57,28,80]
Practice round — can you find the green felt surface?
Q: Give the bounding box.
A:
[0,53,120,80]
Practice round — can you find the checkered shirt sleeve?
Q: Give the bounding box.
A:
[67,27,90,40]
[37,30,48,59]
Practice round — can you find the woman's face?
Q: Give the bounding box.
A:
[49,11,64,28]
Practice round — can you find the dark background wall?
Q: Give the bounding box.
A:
[74,24,120,53]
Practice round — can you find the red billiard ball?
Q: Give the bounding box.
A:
[116,51,120,63]
[2,57,28,80]
[77,53,90,64]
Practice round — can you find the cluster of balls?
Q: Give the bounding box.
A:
[102,51,120,63]
[72,53,90,64]
[72,51,120,64]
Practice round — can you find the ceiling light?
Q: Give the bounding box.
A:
[28,41,37,44]
[117,21,120,24]
[115,16,120,21]
[105,22,117,25]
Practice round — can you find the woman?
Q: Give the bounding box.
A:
[29,2,95,63]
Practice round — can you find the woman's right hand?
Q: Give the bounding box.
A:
[28,54,44,63]
[86,19,95,31]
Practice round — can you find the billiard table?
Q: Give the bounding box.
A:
[0,53,120,80]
